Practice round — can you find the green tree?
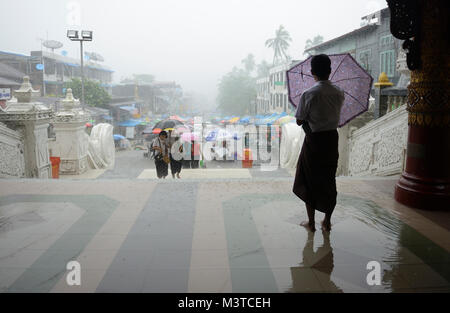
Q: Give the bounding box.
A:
[265,25,292,65]
[241,53,256,74]
[64,78,111,108]
[120,73,155,84]
[256,60,271,78]
[217,67,256,115]
[304,35,324,56]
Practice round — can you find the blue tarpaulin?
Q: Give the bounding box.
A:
[114,134,126,141]
[119,105,136,112]
[118,119,142,127]
[238,116,250,124]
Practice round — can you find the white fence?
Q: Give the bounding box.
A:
[348,105,408,176]
[0,122,25,178]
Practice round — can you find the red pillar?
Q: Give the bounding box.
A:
[395,0,450,210]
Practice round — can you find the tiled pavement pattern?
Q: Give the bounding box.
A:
[0,176,449,293]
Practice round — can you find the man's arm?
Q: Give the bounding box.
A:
[295,93,309,127]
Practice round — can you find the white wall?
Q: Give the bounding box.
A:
[348,105,408,176]
[0,122,25,178]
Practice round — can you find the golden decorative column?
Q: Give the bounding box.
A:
[394,0,450,210]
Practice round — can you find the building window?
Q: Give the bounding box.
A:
[380,35,394,47]
[380,50,395,77]
[358,49,371,74]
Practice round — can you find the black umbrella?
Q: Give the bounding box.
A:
[142,125,155,134]
[153,119,184,130]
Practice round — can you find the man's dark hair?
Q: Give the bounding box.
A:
[159,130,168,137]
[311,54,332,80]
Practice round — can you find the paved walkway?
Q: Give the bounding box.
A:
[0,175,449,293]
[60,150,293,180]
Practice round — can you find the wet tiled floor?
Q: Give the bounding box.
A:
[0,176,449,293]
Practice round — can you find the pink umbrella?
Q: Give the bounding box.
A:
[174,125,190,133]
[181,132,199,141]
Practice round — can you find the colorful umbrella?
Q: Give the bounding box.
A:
[169,115,184,122]
[174,125,190,133]
[275,115,295,125]
[181,132,200,142]
[287,53,373,127]
[113,134,126,141]
[85,122,93,127]
[206,129,240,142]
[152,128,162,134]
[239,116,251,124]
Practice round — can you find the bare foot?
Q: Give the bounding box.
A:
[321,220,331,232]
[300,221,316,232]
[177,173,181,179]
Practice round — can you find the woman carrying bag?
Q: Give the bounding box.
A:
[152,131,170,179]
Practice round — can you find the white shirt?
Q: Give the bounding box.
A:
[295,80,345,132]
[152,137,169,156]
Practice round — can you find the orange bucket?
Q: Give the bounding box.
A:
[242,148,253,168]
[50,157,61,179]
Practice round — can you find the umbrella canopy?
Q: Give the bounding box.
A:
[181,132,200,142]
[174,124,190,133]
[169,115,185,122]
[275,115,295,125]
[113,134,126,141]
[119,119,142,127]
[229,117,240,123]
[142,124,156,134]
[85,122,93,127]
[206,129,240,142]
[153,119,184,130]
[287,53,373,127]
[238,116,250,124]
[152,128,162,134]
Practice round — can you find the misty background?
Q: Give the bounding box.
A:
[1,0,386,110]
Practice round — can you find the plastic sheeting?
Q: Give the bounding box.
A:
[279,122,305,169]
[87,123,115,169]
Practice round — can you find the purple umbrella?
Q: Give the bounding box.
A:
[287,53,373,127]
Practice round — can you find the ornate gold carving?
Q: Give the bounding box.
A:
[406,0,449,127]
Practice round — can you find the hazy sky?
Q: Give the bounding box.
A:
[1,0,386,105]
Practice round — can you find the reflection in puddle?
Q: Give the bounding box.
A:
[283,195,450,292]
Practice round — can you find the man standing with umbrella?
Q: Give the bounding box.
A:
[293,54,344,232]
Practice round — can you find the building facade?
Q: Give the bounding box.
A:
[256,77,269,114]
[304,8,402,86]
[256,60,300,115]
[0,50,114,97]
[29,50,114,97]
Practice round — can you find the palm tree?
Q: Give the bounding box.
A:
[265,25,292,65]
[304,35,324,56]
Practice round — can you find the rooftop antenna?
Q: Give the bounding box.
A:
[43,40,63,54]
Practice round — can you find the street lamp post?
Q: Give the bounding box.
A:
[67,30,93,110]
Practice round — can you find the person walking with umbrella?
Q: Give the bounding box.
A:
[293,54,344,232]
[152,130,170,179]
[169,135,183,179]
